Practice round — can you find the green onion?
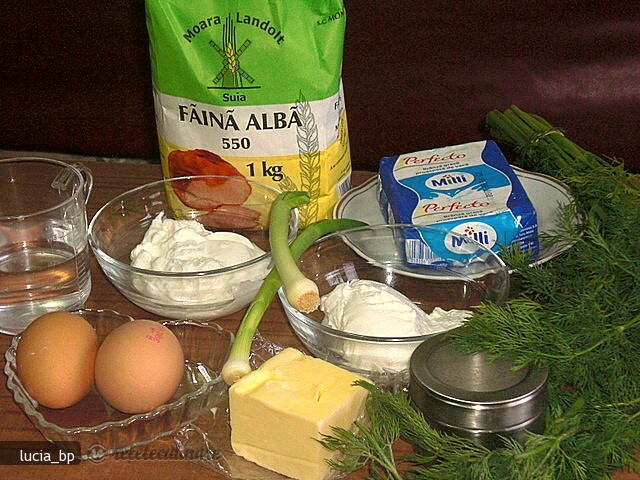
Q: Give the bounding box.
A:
[221,194,367,385]
[486,105,640,196]
[269,191,320,313]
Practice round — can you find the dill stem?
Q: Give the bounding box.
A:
[361,427,403,480]
[595,396,640,410]
[608,257,640,283]
[528,430,577,477]
[539,313,640,362]
[628,410,640,422]
[348,415,404,480]
[593,397,640,424]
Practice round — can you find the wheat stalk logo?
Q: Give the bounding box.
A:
[224,43,238,75]
[209,14,254,88]
[280,91,322,225]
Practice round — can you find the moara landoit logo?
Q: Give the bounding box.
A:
[428,171,474,191]
[208,14,260,92]
[446,222,497,253]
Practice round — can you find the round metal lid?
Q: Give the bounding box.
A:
[410,333,548,406]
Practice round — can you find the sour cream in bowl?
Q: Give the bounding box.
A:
[278,224,509,390]
[89,176,298,320]
[129,213,269,309]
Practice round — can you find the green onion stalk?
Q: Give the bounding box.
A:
[269,191,322,313]
[485,105,640,197]
[221,191,366,385]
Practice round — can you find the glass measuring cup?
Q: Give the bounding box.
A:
[0,157,93,334]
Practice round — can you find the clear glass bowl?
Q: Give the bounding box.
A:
[4,309,231,460]
[88,176,298,320]
[278,224,510,389]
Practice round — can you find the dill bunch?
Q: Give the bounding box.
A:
[321,106,640,479]
[455,106,640,477]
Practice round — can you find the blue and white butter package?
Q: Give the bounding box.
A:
[378,140,539,265]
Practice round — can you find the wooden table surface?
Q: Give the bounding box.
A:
[0,161,637,479]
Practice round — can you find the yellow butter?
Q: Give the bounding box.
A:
[229,348,369,480]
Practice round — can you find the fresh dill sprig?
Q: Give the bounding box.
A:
[321,107,640,479]
[458,106,640,476]
[322,382,632,480]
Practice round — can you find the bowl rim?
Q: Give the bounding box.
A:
[278,223,510,343]
[88,175,298,277]
[3,308,229,436]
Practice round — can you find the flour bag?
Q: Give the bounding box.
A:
[145,0,351,226]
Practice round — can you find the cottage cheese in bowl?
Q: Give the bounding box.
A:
[320,279,471,373]
[129,213,270,319]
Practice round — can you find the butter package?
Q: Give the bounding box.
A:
[229,348,368,480]
[378,140,538,264]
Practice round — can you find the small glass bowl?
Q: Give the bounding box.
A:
[89,175,298,321]
[4,309,231,460]
[279,224,510,389]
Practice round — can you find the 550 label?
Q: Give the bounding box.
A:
[222,137,251,150]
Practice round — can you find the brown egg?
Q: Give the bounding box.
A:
[16,312,99,409]
[94,320,185,414]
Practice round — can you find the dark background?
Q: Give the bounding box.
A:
[2,1,640,171]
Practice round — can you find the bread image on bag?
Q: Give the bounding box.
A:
[146,1,352,227]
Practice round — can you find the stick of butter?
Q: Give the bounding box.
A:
[229,348,369,480]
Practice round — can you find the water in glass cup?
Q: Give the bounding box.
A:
[0,158,93,335]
